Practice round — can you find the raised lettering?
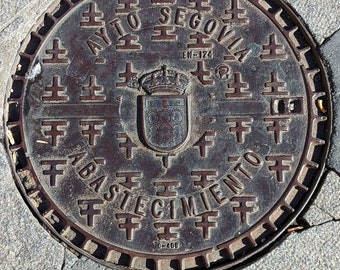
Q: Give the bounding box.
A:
[89,176,106,192]
[152,199,164,219]
[174,8,187,26]
[159,7,171,24]
[104,184,120,202]
[120,190,134,210]
[244,152,263,167]
[95,27,111,46]
[181,196,197,217]
[134,196,150,216]
[86,39,103,56]
[223,174,244,195]
[127,13,141,30]
[209,184,227,205]
[68,152,87,166]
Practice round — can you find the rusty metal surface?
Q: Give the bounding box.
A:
[4,0,331,269]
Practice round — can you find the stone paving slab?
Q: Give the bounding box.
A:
[286,0,339,44]
[245,221,340,270]
[323,29,340,172]
[303,171,340,225]
[0,1,339,269]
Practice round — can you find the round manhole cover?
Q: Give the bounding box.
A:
[5,0,331,269]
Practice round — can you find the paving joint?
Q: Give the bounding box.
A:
[321,28,340,46]
[325,167,340,177]
[312,204,338,222]
[298,215,339,231]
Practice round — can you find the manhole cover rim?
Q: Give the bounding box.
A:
[4,0,332,269]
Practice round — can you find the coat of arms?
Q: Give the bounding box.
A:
[137,66,190,153]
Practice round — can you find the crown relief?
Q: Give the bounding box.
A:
[128,66,189,96]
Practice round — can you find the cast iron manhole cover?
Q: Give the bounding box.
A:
[5,0,331,269]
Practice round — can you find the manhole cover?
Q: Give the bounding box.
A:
[5,0,331,269]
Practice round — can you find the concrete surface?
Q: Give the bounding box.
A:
[0,0,339,269]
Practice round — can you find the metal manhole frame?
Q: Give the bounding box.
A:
[3,0,332,269]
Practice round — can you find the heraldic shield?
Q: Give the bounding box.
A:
[138,66,190,153]
[142,96,189,152]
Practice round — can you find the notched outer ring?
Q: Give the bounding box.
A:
[4,0,331,269]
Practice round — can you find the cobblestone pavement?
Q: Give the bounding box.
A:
[0,1,339,269]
